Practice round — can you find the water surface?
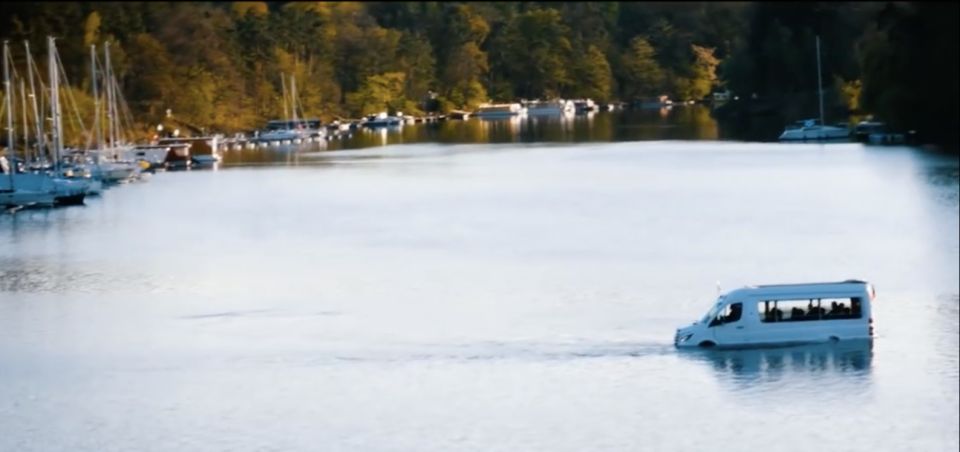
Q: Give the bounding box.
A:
[1,129,957,451]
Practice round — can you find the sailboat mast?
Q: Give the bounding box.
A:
[91,44,102,152]
[816,35,825,127]
[291,74,298,126]
[3,40,15,186]
[280,72,289,128]
[104,42,116,156]
[20,79,28,156]
[25,41,43,164]
[49,36,63,172]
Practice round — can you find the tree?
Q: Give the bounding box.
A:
[682,44,720,101]
[124,33,177,120]
[621,36,665,100]
[574,45,613,102]
[442,42,488,109]
[231,2,268,17]
[436,5,490,109]
[499,8,573,99]
[345,72,407,116]
[396,32,436,105]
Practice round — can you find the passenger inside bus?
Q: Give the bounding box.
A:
[791,307,805,320]
[806,300,826,320]
[723,303,743,323]
[760,298,863,322]
[764,306,784,322]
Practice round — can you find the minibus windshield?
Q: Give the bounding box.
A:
[701,296,725,323]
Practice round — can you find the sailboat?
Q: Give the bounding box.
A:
[0,39,85,208]
[779,36,851,141]
[257,73,323,144]
[88,41,140,183]
[1,39,53,208]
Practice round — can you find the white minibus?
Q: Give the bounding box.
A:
[675,280,875,348]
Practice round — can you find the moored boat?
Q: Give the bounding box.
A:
[474,103,525,118]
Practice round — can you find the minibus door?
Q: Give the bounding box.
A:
[711,302,748,345]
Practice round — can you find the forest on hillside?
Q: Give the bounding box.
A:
[1,2,957,148]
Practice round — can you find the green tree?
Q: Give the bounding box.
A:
[231,2,268,17]
[345,72,407,116]
[573,45,613,102]
[396,32,436,105]
[621,36,665,100]
[499,8,573,99]
[436,5,490,109]
[680,44,719,101]
[442,42,488,109]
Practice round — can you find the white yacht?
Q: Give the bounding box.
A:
[362,112,403,127]
[779,36,851,142]
[778,119,851,141]
[474,103,525,118]
[523,99,575,116]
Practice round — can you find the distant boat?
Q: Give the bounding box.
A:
[131,145,173,171]
[779,119,851,141]
[572,99,597,113]
[258,118,321,142]
[779,36,851,142]
[522,99,575,116]
[256,74,323,142]
[474,103,524,118]
[854,120,911,145]
[87,41,142,185]
[362,112,403,127]
[634,95,673,109]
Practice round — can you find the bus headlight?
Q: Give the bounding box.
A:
[677,333,694,344]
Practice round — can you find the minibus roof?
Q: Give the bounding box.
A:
[753,279,868,289]
[728,280,870,297]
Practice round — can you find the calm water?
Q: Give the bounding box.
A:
[1,111,958,451]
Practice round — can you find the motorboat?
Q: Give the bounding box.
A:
[474,103,525,118]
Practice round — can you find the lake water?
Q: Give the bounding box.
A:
[1,110,958,451]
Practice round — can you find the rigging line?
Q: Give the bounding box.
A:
[4,47,18,161]
[90,51,107,150]
[107,73,130,144]
[24,41,44,163]
[54,47,89,146]
[113,75,136,143]
[20,79,28,160]
[26,47,48,153]
[7,56,30,162]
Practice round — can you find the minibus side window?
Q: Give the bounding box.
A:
[850,298,863,318]
[759,297,864,322]
[760,300,784,322]
[712,302,743,326]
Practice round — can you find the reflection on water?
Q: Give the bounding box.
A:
[923,157,960,208]
[681,340,873,391]
[222,107,724,166]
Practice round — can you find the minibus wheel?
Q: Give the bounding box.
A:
[698,341,716,348]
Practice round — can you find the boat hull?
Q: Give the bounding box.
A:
[779,126,851,141]
[1,189,57,208]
